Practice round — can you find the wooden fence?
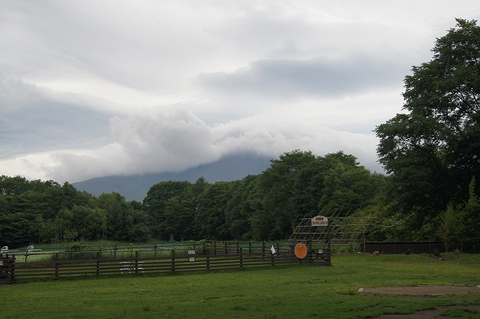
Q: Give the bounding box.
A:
[362,242,446,254]
[3,242,331,283]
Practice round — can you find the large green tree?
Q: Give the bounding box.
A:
[143,181,194,240]
[195,182,231,240]
[375,19,480,233]
[259,150,318,239]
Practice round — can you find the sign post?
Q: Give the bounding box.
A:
[309,216,329,260]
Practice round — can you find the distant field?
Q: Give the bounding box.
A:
[1,253,479,319]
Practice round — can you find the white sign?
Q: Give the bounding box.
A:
[311,215,328,226]
[188,250,196,262]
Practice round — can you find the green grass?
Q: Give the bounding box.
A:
[439,308,480,318]
[1,253,479,318]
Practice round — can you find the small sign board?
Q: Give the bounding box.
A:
[311,215,328,227]
[188,250,195,262]
[294,243,307,259]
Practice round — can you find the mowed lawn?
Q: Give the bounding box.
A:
[1,253,479,319]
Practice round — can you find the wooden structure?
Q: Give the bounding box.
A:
[288,214,333,266]
[0,254,15,284]
[9,242,312,283]
[288,210,372,260]
[289,210,372,254]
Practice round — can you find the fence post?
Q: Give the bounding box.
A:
[206,253,210,271]
[96,252,100,276]
[12,255,15,283]
[154,243,157,258]
[271,249,274,266]
[262,242,266,260]
[224,242,228,255]
[55,253,59,279]
[171,249,175,273]
[249,241,252,254]
[135,251,139,275]
[214,241,217,255]
[239,247,243,269]
[114,245,117,259]
[9,254,15,284]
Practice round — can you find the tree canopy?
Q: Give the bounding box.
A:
[375,19,480,230]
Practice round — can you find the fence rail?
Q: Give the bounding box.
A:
[16,241,293,262]
[3,242,331,283]
[362,242,446,254]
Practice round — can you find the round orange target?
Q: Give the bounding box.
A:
[294,243,307,259]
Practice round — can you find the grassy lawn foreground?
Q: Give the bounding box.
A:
[1,253,479,318]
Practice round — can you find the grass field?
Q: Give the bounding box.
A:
[1,253,479,318]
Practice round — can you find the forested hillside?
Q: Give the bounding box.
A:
[72,153,272,201]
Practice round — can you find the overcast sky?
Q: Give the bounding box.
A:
[1,1,479,183]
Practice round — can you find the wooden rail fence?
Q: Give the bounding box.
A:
[362,242,447,254]
[2,243,331,283]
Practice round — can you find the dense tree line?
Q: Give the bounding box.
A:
[143,150,385,242]
[0,176,148,247]
[0,150,385,246]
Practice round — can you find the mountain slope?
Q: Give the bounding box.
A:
[72,153,271,202]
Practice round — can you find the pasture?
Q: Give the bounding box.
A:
[1,253,479,318]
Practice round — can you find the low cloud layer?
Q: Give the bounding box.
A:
[0,108,382,182]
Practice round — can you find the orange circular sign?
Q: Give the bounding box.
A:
[294,243,307,259]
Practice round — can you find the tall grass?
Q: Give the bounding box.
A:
[1,253,479,318]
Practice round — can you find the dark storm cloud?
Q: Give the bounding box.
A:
[0,74,112,159]
[198,55,408,98]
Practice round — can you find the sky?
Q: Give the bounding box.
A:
[1,1,479,183]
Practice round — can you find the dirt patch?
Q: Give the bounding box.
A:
[360,286,480,318]
[360,285,480,296]
[374,305,480,319]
